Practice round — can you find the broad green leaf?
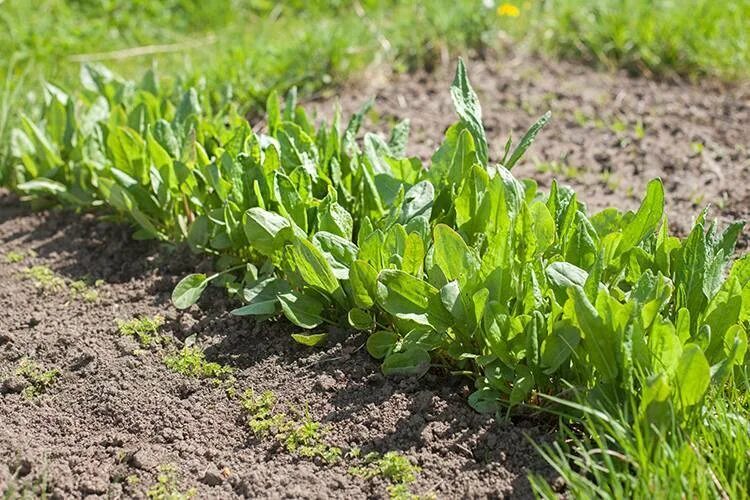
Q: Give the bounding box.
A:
[172,273,208,309]
[571,287,619,381]
[674,344,710,408]
[433,224,479,284]
[387,118,410,157]
[348,308,375,330]
[231,277,291,316]
[350,260,378,309]
[468,387,501,414]
[541,321,581,374]
[318,193,353,240]
[291,237,342,301]
[376,269,450,329]
[401,232,425,276]
[278,291,326,329]
[381,347,431,377]
[366,331,398,359]
[243,207,290,256]
[617,179,664,255]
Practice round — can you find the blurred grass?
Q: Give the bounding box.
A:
[523,0,750,81]
[0,0,496,106]
[2,0,749,164]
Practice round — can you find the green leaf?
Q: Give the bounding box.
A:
[674,344,710,408]
[243,207,291,256]
[291,333,328,347]
[350,260,378,309]
[541,321,581,374]
[172,274,209,309]
[376,269,450,329]
[433,224,480,284]
[278,291,326,329]
[318,193,354,240]
[291,237,342,300]
[16,178,67,195]
[367,331,398,359]
[617,179,664,255]
[381,347,431,377]
[571,287,619,382]
[387,118,410,157]
[468,387,501,414]
[505,111,551,169]
[231,277,290,316]
[348,308,375,330]
[450,58,487,164]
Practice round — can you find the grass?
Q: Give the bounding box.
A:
[529,374,750,499]
[518,0,750,81]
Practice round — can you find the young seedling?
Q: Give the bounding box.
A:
[117,315,167,348]
[239,389,342,463]
[22,265,65,292]
[163,346,233,380]
[69,279,100,302]
[349,451,423,500]
[21,266,102,302]
[146,465,195,500]
[16,359,60,399]
[4,250,26,263]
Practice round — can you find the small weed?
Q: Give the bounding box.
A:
[349,451,420,484]
[22,265,66,292]
[600,171,621,192]
[350,451,422,500]
[126,474,140,485]
[164,346,233,380]
[573,109,589,127]
[146,465,195,500]
[69,279,99,302]
[4,250,25,263]
[21,265,101,301]
[117,315,167,348]
[634,119,646,139]
[239,389,342,463]
[691,141,705,155]
[387,483,423,500]
[536,161,581,179]
[16,358,60,399]
[609,118,627,134]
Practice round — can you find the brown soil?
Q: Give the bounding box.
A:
[312,54,750,241]
[2,54,749,499]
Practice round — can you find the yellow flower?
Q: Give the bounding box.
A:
[497,3,520,17]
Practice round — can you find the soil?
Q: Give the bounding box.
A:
[312,53,750,242]
[0,196,555,499]
[2,54,749,499]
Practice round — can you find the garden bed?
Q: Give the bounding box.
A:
[2,54,749,498]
